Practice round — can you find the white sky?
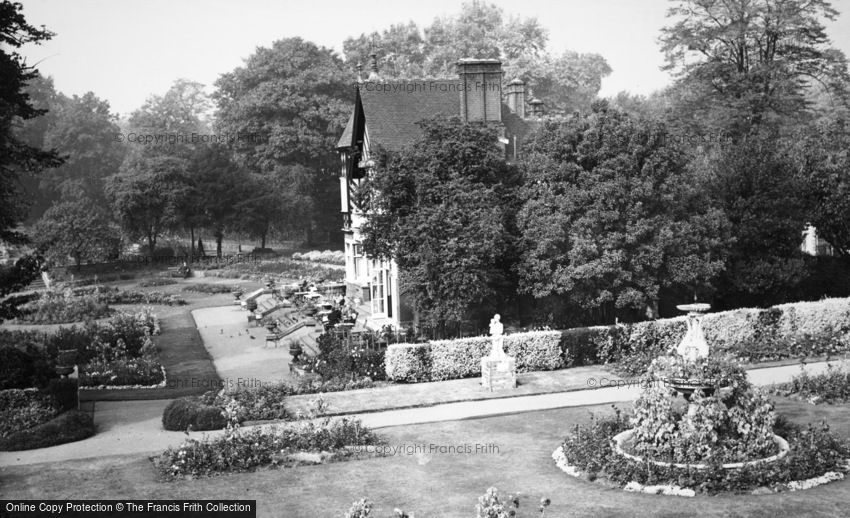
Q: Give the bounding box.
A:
[17,0,850,118]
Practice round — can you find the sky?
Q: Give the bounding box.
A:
[17,0,850,118]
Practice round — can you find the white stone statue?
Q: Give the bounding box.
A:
[676,305,710,362]
[489,314,505,358]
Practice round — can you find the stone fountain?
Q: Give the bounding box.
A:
[611,302,789,470]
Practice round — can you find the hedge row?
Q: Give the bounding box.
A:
[385,298,850,382]
[571,297,850,376]
[385,331,563,383]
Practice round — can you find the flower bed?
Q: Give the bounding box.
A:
[181,283,243,294]
[292,250,345,265]
[198,258,343,283]
[769,362,850,404]
[78,336,165,388]
[384,330,563,382]
[0,388,60,437]
[153,417,382,479]
[0,410,94,451]
[15,289,111,324]
[554,409,850,494]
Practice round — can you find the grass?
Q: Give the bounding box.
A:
[1,399,848,517]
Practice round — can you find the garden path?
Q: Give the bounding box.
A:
[0,360,832,467]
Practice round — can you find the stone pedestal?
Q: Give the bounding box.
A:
[481,355,517,391]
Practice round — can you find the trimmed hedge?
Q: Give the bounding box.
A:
[568,297,850,376]
[0,410,94,451]
[162,398,227,431]
[385,330,563,382]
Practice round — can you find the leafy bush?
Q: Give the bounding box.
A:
[384,331,563,382]
[162,398,227,431]
[0,346,57,389]
[181,283,241,294]
[558,410,850,494]
[0,410,95,451]
[108,290,185,306]
[214,384,290,422]
[770,362,850,404]
[0,389,59,437]
[309,332,386,381]
[385,343,431,383]
[154,416,381,479]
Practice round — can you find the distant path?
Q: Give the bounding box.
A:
[0,360,833,467]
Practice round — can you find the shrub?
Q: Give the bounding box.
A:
[0,389,59,437]
[214,384,290,422]
[162,398,227,431]
[0,346,57,389]
[385,331,563,382]
[311,332,386,381]
[0,410,95,451]
[385,343,431,382]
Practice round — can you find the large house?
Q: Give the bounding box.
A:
[335,56,543,330]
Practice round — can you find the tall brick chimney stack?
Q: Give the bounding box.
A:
[505,78,526,118]
[456,59,502,123]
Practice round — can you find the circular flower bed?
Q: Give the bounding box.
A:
[554,410,849,495]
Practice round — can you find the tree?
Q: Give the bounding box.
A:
[691,130,809,306]
[33,198,118,268]
[361,118,520,327]
[0,1,62,320]
[517,103,730,323]
[343,1,611,114]
[795,118,850,258]
[660,0,849,135]
[214,37,350,245]
[189,145,245,258]
[106,153,186,259]
[235,165,312,249]
[40,92,126,205]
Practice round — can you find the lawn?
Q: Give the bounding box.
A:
[1,399,847,517]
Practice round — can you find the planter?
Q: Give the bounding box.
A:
[56,349,77,378]
[662,377,723,401]
[612,428,789,470]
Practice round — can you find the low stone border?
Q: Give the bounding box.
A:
[551,445,850,496]
[79,366,167,391]
[612,428,789,469]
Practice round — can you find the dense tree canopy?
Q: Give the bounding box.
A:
[361,118,520,326]
[0,1,61,320]
[33,198,118,268]
[517,103,730,321]
[214,37,350,244]
[660,0,849,135]
[343,1,611,114]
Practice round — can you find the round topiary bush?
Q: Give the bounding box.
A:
[162,398,227,431]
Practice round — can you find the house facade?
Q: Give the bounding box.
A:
[335,57,541,330]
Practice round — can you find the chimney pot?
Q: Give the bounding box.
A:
[505,78,526,118]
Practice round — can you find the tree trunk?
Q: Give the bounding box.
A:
[189,227,195,263]
[215,230,223,258]
[147,232,156,262]
[260,233,267,249]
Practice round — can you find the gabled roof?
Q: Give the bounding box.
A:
[336,80,462,151]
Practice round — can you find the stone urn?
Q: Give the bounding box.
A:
[246,299,258,312]
[56,349,77,378]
